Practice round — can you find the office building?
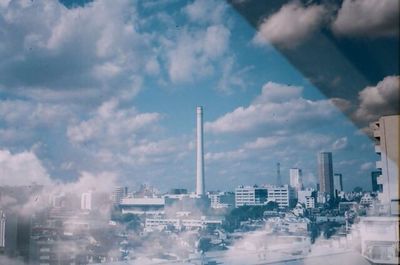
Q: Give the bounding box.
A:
[318,152,334,195]
[333,173,343,194]
[289,168,303,191]
[371,171,382,192]
[267,185,296,208]
[235,186,268,207]
[196,106,205,196]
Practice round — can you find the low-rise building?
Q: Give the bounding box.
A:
[208,192,235,209]
[235,186,268,207]
[120,197,165,215]
[298,188,316,209]
[267,185,296,208]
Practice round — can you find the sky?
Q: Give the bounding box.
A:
[0,0,399,192]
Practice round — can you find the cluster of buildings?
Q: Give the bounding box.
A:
[0,107,398,265]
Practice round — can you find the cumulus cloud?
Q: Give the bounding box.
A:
[67,99,161,145]
[253,1,326,49]
[66,98,191,171]
[354,75,399,123]
[332,0,399,37]
[0,0,152,101]
[205,82,337,134]
[329,97,352,113]
[166,24,230,83]
[0,99,73,128]
[183,0,227,24]
[0,149,52,186]
[217,56,252,94]
[253,82,303,104]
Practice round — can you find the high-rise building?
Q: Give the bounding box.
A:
[235,186,268,207]
[196,106,205,196]
[318,152,334,195]
[81,191,92,210]
[289,168,303,191]
[371,115,399,215]
[371,171,382,192]
[333,173,343,194]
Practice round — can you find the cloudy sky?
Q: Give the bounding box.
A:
[0,0,398,192]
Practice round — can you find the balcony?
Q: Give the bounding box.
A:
[375,145,382,154]
[373,129,381,138]
[376,161,383,169]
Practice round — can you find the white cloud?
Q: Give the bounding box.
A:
[253,82,303,104]
[0,0,153,101]
[332,0,399,37]
[0,149,52,186]
[205,148,247,162]
[253,1,326,49]
[243,136,283,149]
[354,75,399,123]
[217,57,252,94]
[67,99,161,145]
[332,136,348,150]
[183,0,227,24]
[205,82,337,134]
[329,97,352,113]
[166,24,230,83]
[0,99,73,127]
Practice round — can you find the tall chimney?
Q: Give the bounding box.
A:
[196,106,205,196]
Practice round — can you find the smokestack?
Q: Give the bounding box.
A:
[196,106,205,196]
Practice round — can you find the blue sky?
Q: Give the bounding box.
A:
[0,0,398,192]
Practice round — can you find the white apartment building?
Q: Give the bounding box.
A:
[267,185,296,208]
[235,186,268,207]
